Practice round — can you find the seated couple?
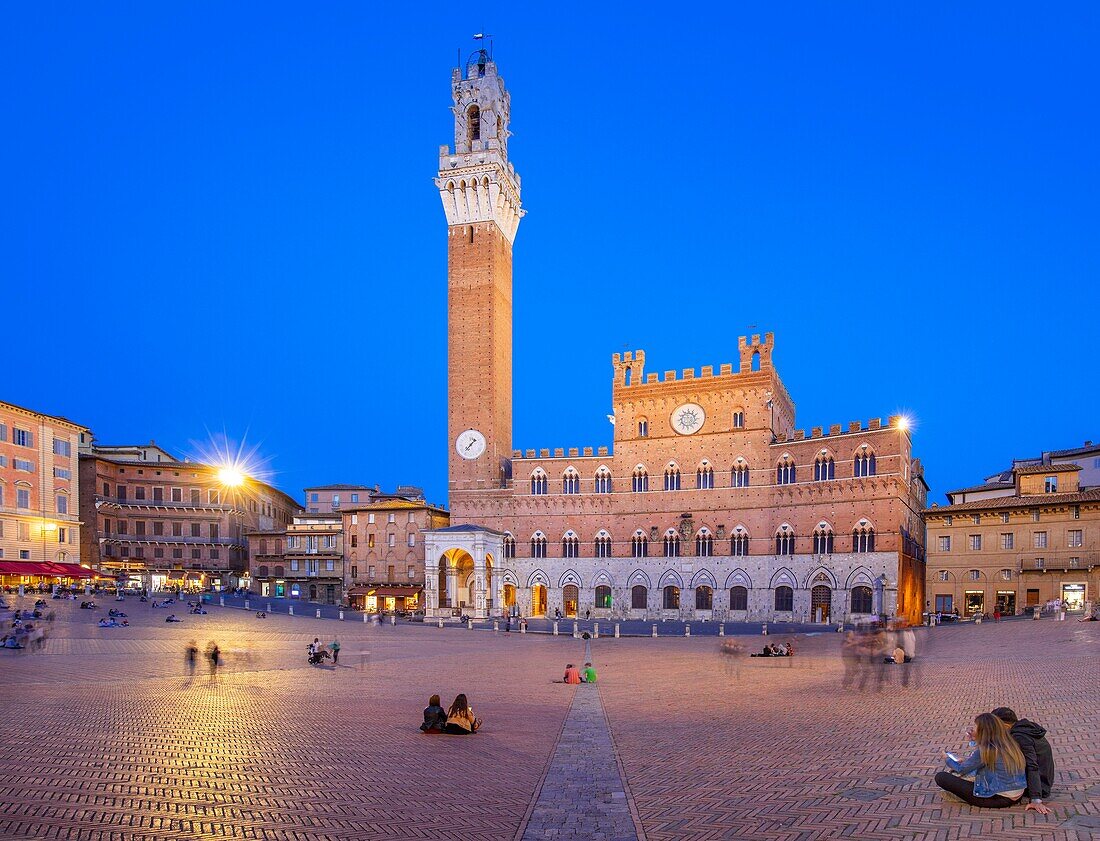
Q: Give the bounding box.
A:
[420,694,483,734]
[562,663,598,684]
[751,642,793,657]
[935,708,1054,813]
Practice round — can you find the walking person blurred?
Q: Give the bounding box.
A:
[185,641,198,680]
[206,641,221,685]
[330,638,341,664]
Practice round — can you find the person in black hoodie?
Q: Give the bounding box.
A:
[992,707,1053,814]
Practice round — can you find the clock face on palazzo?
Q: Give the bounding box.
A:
[455,429,487,459]
[671,403,706,435]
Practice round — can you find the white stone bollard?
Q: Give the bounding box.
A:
[244,600,250,610]
[685,624,691,637]
[266,603,271,612]
[339,611,344,621]
[392,614,397,626]
[466,618,472,630]
[438,618,444,628]
[719,624,725,636]
[493,621,499,633]
[573,621,579,638]
[289,605,294,616]
[553,622,559,636]
[364,612,369,623]
[593,622,599,639]
[652,624,658,638]
[762,622,768,636]
[316,609,322,619]
[219,596,225,606]
[520,621,526,634]
[614,623,620,638]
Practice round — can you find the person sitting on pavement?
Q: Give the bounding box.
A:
[583,662,598,683]
[443,694,482,734]
[255,611,267,619]
[935,713,1027,808]
[2,634,24,649]
[108,609,126,618]
[563,663,582,684]
[165,614,182,623]
[420,694,448,732]
[993,707,1054,814]
[98,617,117,627]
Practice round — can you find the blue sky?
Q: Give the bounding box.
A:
[3,3,1097,508]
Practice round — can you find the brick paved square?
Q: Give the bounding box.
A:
[0,597,1097,840]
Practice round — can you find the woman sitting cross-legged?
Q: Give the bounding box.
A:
[443,694,482,735]
[935,712,1028,808]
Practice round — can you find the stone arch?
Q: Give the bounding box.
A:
[844,566,876,588]
[526,568,549,588]
[803,566,838,589]
[627,568,652,588]
[657,568,683,589]
[501,569,519,586]
[592,569,615,588]
[690,568,717,589]
[724,568,753,588]
[769,567,797,589]
[558,569,583,588]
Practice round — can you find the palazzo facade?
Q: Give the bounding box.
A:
[425,52,928,624]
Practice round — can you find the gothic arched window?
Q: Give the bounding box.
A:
[730,585,748,611]
[854,449,877,477]
[631,530,648,558]
[562,532,580,559]
[663,530,681,558]
[695,529,714,557]
[731,461,750,488]
[664,464,681,491]
[851,586,873,614]
[530,469,547,496]
[562,469,580,495]
[696,461,714,490]
[731,528,750,556]
[775,527,796,556]
[503,533,515,559]
[632,466,649,493]
[594,531,613,558]
[530,532,547,559]
[774,585,794,612]
[813,524,834,555]
[776,456,796,485]
[594,468,612,494]
[853,525,876,553]
[813,454,835,482]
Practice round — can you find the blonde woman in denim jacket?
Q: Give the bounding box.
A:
[935,713,1027,808]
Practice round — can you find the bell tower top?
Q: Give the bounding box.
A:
[436,49,524,242]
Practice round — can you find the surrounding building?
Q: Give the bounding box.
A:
[342,489,449,612]
[79,441,299,590]
[248,512,345,603]
[925,443,1100,615]
[0,400,92,585]
[303,484,373,514]
[424,52,929,624]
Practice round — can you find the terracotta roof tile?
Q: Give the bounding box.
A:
[925,487,1100,514]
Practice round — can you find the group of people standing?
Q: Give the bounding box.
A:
[935,707,1054,813]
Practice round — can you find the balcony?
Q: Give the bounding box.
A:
[95,495,240,514]
[1020,552,1097,573]
[98,531,244,548]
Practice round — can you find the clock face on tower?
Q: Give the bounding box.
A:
[455,429,487,460]
[671,403,706,435]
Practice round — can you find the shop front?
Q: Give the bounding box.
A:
[995,590,1017,615]
[963,589,984,615]
[348,585,422,614]
[0,561,99,591]
[1061,583,1086,611]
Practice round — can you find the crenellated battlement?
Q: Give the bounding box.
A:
[512,446,610,461]
[612,333,777,390]
[775,415,907,445]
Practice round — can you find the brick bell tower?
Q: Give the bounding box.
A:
[436,49,523,503]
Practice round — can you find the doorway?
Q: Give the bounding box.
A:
[563,584,579,617]
[964,590,984,615]
[1061,583,1086,611]
[811,585,831,622]
[995,591,1016,615]
[531,584,547,616]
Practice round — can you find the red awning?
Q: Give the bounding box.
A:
[0,562,59,575]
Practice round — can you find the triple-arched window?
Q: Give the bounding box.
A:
[696,461,714,489]
[594,468,612,494]
[813,525,834,555]
[731,528,750,556]
[813,454,835,481]
[530,469,548,495]
[852,525,876,553]
[775,528,796,555]
[562,469,580,495]
[663,529,681,558]
[530,532,547,558]
[631,530,649,558]
[731,461,750,488]
[632,466,649,493]
[562,532,580,559]
[594,531,612,558]
[664,464,681,491]
[696,528,714,557]
[854,449,877,477]
[776,457,796,485]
